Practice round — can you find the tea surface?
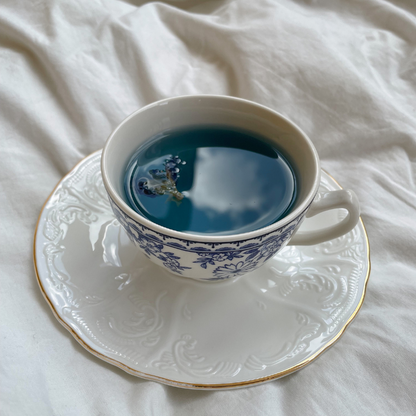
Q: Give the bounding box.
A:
[124,126,296,235]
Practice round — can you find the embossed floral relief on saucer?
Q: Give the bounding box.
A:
[34,151,370,389]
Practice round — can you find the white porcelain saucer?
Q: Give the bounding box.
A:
[34,150,370,390]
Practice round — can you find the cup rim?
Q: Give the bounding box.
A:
[101,95,321,243]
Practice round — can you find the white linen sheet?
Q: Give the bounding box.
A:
[1,0,415,414]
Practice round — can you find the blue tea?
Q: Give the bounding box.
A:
[124,126,297,235]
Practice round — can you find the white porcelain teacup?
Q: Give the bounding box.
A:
[101,95,360,281]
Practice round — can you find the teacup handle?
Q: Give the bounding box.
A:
[288,189,360,246]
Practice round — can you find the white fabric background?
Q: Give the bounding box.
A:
[1,0,415,414]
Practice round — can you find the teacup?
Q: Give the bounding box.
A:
[101,95,360,281]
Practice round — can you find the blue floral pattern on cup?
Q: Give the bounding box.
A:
[109,197,309,281]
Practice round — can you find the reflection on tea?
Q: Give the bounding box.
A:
[124,126,296,235]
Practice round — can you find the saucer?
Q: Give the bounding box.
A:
[34,150,370,390]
